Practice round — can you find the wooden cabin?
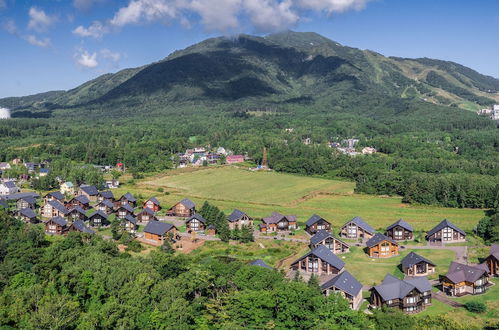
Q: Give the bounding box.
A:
[41,200,69,218]
[166,198,195,217]
[67,220,95,235]
[16,196,36,211]
[260,212,297,233]
[44,191,65,204]
[305,214,332,235]
[17,208,38,224]
[206,225,217,236]
[144,221,178,243]
[116,204,135,218]
[309,230,350,254]
[321,271,363,310]
[137,208,157,223]
[144,197,161,212]
[290,245,345,276]
[370,275,432,313]
[186,213,207,232]
[45,216,68,235]
[401,252,436,276]
[441,262,490,296]
[366,233,399,258]
[227,209,253,230]
[123,214,138,234]
[67,206,89,222]
[385,219,413,241]
[77,185,99,202]
[88,210,109,227]
[485,244,499,277]
[115,192,137,208]
[426,219,466,244]
[95,200,114,214]
[97,190,114,203]
[66,195,91,210]
[340,216,375,240]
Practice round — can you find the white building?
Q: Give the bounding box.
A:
[0,181,20,196]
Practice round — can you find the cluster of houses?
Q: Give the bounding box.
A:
[177,147,245,167]
[477,104,499,121]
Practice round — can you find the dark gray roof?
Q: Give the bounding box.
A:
[262,212,297,224]
[305,214,329,227]
[249,259,272,269]
[69,205,87,216]
[386,219,413,232]
[140,207,156,216]
[98,199,114,208]
[342,216,375,234]
[99,191,114,199]
[80,185,99,196]
[187,213,207,224]
[48,216,67,227]
[72,220,95,234]
[310,230,349,247]
[366,233,397,248]
[179,198,195,209]
[48,200,69,215]
[19,196,36,205]
[144,221,175,236]
[118,204,135,213]
[19,208,37,219]
[321,271,362,296]
[372,274,422,301]
[401,252,435,270]
[444,262,487,283]
[228,209,251,222]
[404,276,432,293]
[427,219,465,237]
[73,195,90,204]
[3,181,17,189]
[4,192,40,201]
[147,197,161,205]
[90,210,108,219]
[295,245,345,271]
[46,191,64,200]
[121,192,136,202]
[124,214,137,225]
[491,244,499,260]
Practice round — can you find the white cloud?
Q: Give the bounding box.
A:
[189,0,240,31]
[244,0,298,33]
[110,0,179,27]
[297,0,371,13]
[73,21,108,38]
[100,48,122,62]
[27,7,56,33]
[25,35,52,48]
[76,50,99,68]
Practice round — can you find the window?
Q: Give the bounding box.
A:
[394,228,403,239]
[322,260,328,272]
[424,298,430,304]
[380,242,390,252]
[308,257,319,272]
[475,279,483,286]
[387,300,393,304]
[443,227,453,241]
[325,238,334,250]
[405,306,416,312]
[347,224,357,238]
[406,296,416,304]
[190,219,199,231]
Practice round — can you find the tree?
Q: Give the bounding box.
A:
[464,301,486,313]
[240,225,254,243]
[110,169,122,181]
[111,217,123,240]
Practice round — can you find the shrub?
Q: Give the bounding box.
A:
[464,301,486,313]
[157,187,164,192]
[125,240,144,253]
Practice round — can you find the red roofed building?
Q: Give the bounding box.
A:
[226,155,244,164]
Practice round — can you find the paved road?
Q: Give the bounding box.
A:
[433,291,464,308]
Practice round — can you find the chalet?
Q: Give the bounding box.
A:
[226,155,245,164]
[116,192,137,208]
[166,198,195,217]
[42,200,69,218]
[441,262,490,296]
[370,274,432,313]
[310,230,350,254]
[321,271,363,310]
[427,219,466,244]
[144,221,178,243]
[97,190,114,203]
[227,209,253,230]
[249,259,272,269]
[45,216,68,235]
[60,181,75,195]
[0,162,11,170]
[186,213,207,232]
[144,197,161,212]
[123,214,138,233]
[385,219,413,241]
[206,225,217,236]
[67,220,95,235]
[88,210,109,227]
[17,208,38,223]
[366,233,399,258]
[137,208,157,223]
[16,196,36,210]
[0,181,20,196]
[116,204,135,218]
[104,180,120,189]
[78,185,99,202]
[291,245,345,275]
[340,216,375,240]
[305,214,332,235]
[44,191,65,204]
[67,206,88,221]
[260,212,297,233]
[67,195,91,210]
[401,252,436,277]
[95,199,114,214]
[485,244,499,277]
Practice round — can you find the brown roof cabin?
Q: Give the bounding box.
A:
[441,262,490,296]
[385,219,413,241]
[227,209,253,230]
[144,197,161,212]
[67,195,91,210]
[45,216,68,235]
[186,214,207,232]
[340,216,375,240]
[370,275,432,314]
[310,230,350,254]
[115,193,137,208]
[260,212,297,233]
[485,244,499,277]
[144,221,178,244]
[366,233,399,258]
[401,252,436,277]
[321,271,363,310]
[291,245,345,276]
[426,219,466,245]
[166,198,195,217]
[305,214,332,235]
[41,200,70,218]
[137,208,157,223]
[77,185,99,202]
[88,210,109,227]
[95,200,114,215]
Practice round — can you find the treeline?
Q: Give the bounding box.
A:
[0,212,484,329]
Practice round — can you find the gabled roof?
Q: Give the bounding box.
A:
[3,192,40,201]
[146,197,161,205]
[491,244,499,260]
[404,276,432,293]
[19,208,37,219]
[342,216,375,234]
[366,233,397,248]
[121,192,136,202]
[99,191,114,199]
[249,259,273,269]
[372,274,423,301]
[294,245,345,271]
[124,214,137,225]
[71,220,95,234]
[178,198,195,209]
[73,195,90,204]
[228,209,251,222]
[46,191,64,200]
[321,271,362,297]
[262,212,297,224]
[48,200,69,215]
[48,216,67,227]
[118,203,135,213]
[79,185,99,196]
[444,262,487,284]
[144,221,175,236]
[2,181,17,189]
[90,210,108,219]
[139,207,156,216]
[305,214,330,227]
[187,213,207,224]
[427,219,465,237]
[310,230,349,247]
[19,196,36,205]
[68,205,87,216]
[386,219,413,232]
[401,252,435,270]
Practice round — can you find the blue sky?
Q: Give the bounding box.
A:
[1,0,498,97]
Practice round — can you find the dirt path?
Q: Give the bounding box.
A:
[433,291,464,308]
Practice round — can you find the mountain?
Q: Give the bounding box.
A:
[2,31,499,118]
